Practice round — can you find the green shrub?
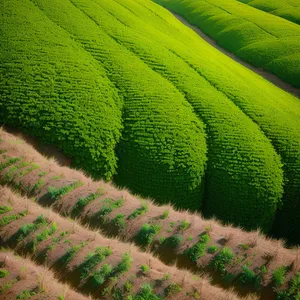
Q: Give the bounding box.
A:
[239,265,256,285]
[163,234,183,248]
[16,215,47,241]
[276,273,300,299]
[0,278,18,292]
[154,0,299,242]
[0,210,28,227]
[127,205,148,220]
[165,283,182,296]
[0,206,12,214]
[160,210,169,219]
[29,222,57,250]
[47,181,83,201]
[2,0,300,244]
[0,157,21,172]
[16,290,37,299]
[0,269,9,278]
[71,190,103,217]
[272,266,287,287]
[93,198,124,220]
[134,284,161,300]
[162,273,170,281]
[111,253,133,276]
[239,244,250,250]
[80,246,112,279]
[58,241,88,265]
[136,224,161,246]
[210,247,235,275]
[112,213,126,230]
[140,264,150,274]
[207,245,218,254]
[185,234,210,262]
[88,263,112,287]
[178,220,190,231]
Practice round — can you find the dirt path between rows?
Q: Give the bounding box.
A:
[172,12,300,98]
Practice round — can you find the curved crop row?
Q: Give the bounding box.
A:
[1,0,300,237]
[0,0,123,180]
[150,0,300,243]
[0,0,207,211]
[29,0,300,239]
[0,251,88,300]
[238,0,300,25]
[0,186,240,300]
[0,130,299,298]
[65,0,283,231]
[153,0,300,88]
[28,0,284,232]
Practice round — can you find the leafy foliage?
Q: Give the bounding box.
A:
[185,234,210,262]
[136,224,162,246]
[272,266,287,287]
[210,247,235,275]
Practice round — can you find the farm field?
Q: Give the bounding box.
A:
[1,0,300,298]
[0,186,245,300]
[1,130,300,299]
[238,0,300,25]
[1,0,300,243]
[153,0,300,88]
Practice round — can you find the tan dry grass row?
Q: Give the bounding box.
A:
[0,250,88,300]
[0,186,243,300]
[0,129,298,295]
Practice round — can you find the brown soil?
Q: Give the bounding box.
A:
[0,129,298,299]
[171,13,300,99]
[0,186,242,300]
[0,251,88,300]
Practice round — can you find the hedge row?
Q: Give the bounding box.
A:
[0,0,123,180]
[5,0,208,211]
[1,0,300,237]
[153,0,300,88]
[238,0,300,25]
[86,0,285,231]
[152,0,300,243]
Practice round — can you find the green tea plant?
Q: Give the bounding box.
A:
[0,206,12,214]
[185,234,210,262]
[0,269,9,278]
[47,181,83,201]
[272,266,287,287]
[135,224,162,246]
[210,247,235,275]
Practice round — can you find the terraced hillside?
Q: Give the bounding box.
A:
[154,0,300,88]
[1,130,300,300]
[0,186,242,300]
[1,0,300,242]
[0,251,88,300]
[238,0,300,25]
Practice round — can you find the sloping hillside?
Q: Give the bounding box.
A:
[154,0,300,88]
[1,131,300,299]
[1,0,300,240]
[238,0,300,25]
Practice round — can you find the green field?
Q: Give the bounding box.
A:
[1,0,300,242]
[238,0,300,25]
[154,0,300,88]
